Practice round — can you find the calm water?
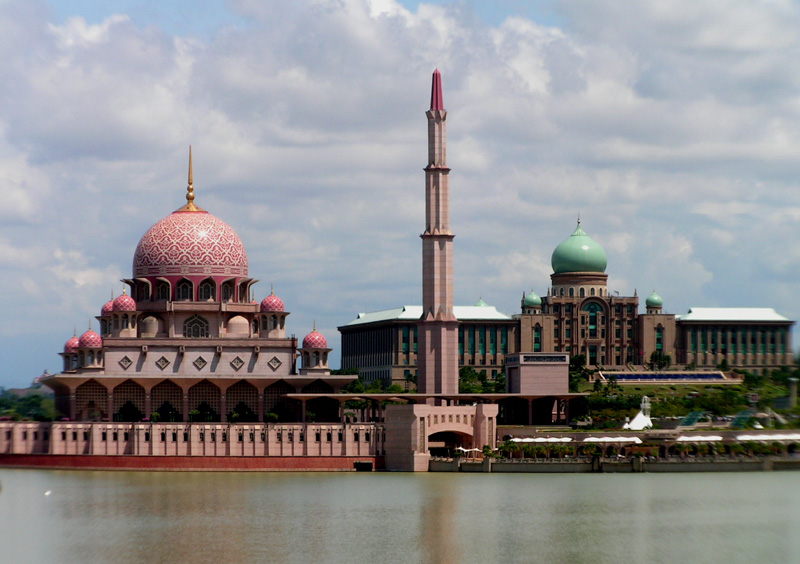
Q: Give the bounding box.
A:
[1,469,798,564]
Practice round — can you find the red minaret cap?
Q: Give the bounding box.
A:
[430,69,444,111]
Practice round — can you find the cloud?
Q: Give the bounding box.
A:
[0,0,799,386]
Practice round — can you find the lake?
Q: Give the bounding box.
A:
[1,469,798,563]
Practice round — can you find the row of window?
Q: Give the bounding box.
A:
[53,429,380,443]
[553,287,605,298]
[135,279,247,303]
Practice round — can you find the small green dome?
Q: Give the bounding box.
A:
[646,291,663,308]
[551,221,607,274]
[523,290,541,307]
[474,298,489,307]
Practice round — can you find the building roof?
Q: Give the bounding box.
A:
[551,220,607,274]
[677,307,790,322]
[341,305,512,327]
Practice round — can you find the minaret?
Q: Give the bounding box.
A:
[417,69,459,396]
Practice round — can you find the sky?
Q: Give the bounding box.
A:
[1,0,799,388]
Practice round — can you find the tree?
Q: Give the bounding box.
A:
[649,351,672,370]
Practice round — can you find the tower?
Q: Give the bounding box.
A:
[417,69,459,396]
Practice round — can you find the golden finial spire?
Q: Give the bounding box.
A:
[313,320,317,331]
[177,145,204,212]
[270,283,275,296]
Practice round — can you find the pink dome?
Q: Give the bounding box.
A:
[101,299,114,316]
[78,330,103,348]
[113,293,137,312]
[132,210,248,277]
[302,330,328,349]
[64,336,79,354]
[261,293,285,312]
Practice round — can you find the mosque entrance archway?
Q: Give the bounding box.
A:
[427,430,472,457]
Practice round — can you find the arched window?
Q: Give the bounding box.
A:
[157,281,170,301]
[582,302,602,338]
[79,352,85,367]
[252,319,259,335]
[313,352,320,367]
[533,325,541,352]
[199,280,216,301]
[177,280,193,301]
[88,352,94,365]
[122,315,129,329]
[72,356,78,369]
[271,315,278,330]
[183,314,210,338]
[560,288,564,297]
[221,282,234,302]
[580,288,585,297]
[101,320,108,334]
[590,288,595,296]
[569,288,574,297]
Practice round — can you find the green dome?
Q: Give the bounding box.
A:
[523,290,541,307]
[646,291,663,308]
[474,298,489,307]
[551,221,607,274]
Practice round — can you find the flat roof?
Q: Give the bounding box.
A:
[341,305,513,327]
[677,307,790,322]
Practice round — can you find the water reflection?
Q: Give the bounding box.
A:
[0,470,798,564]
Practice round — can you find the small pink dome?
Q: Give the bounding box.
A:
[78,330,103,348]
[261,293,285,312]
[302,330,328,349]
[101,299,114,316]
[64,336,79,354]
[113,293,137,312]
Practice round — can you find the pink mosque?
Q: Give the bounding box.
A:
[0,71,582,472]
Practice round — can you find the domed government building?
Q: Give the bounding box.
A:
[341,205,795,387]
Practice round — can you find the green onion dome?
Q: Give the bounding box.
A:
[523,290,542,307]
[646,291,663,308]
[474,298,489,307]
[551,221,607,274]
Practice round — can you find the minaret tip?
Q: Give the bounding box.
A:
[177,145,204,212]
[430,69,444,111]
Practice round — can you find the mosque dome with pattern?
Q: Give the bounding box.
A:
[551,221,608,274]
[78,329,103,348]
[113,292,137,312]
[261,290,285,312]
[64,335,79,354]
[302,329,328,349]
[132,152,248,278]
[101,298,114,316]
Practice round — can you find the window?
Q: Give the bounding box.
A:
[177,279,193,301]
[326,432,332,442]
[277,432,282,442]
[249,432,255,442]
[161,432,166,442]
[238,433,244,443]
[184,432,189,442]
[183,314,210,338]
[580,288,585,297]
[157,281,170,301]
[102,431,107,441]
[569,288,574,297]
[124,432,129,441]
[315,432,321,442]
[72,431,77,441]
[222,282,234,302]
[288,432,294,442]
[112,431,118,441]
[211,432,216,442]
[354,432,360,442]
[590,288,595,296]
[365,432,371,442]
[61,431,67,441]
[199,280,216,301]
[583,302,601,338]
[222,432,227,443]
[172,432,178,442]
[144,432,150,442]
[337,431,343,442]
[260,432,266,442]
[299,432,304,442]
[533,325,541,352]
